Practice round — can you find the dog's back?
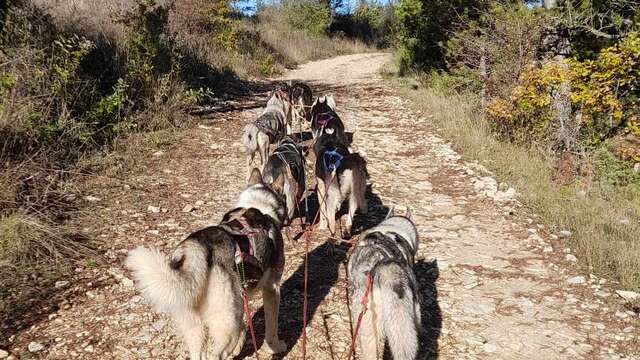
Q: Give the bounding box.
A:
[263,138,305,186]
[348,217,420,359]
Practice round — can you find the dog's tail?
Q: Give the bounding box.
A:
[241,123,259,155]
[371,261,420,360]
[125,245,208,314]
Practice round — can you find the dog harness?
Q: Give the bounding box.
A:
[219,214,267,278]
[322,148,344,173]
[255,113,284,143]
[315,111,335,127]
[274,142,304,181]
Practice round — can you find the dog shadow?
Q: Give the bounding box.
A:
[415,260,442,359]
[350,184,389,236]
[235,241,345,359]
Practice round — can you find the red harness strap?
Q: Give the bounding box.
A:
[347,273,373,360]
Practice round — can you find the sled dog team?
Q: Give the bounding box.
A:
[126,82,422,359]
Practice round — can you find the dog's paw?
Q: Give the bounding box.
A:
[264,339,287,354]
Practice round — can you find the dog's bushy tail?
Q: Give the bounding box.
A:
[125,246,207,314]
[372,261,420,360]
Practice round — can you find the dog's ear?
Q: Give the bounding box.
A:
[406,207,412,220]
[326,95,336,111]
[248,168,263,185]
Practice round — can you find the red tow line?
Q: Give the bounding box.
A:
[346,273,373,360]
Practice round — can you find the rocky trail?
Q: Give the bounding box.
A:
[6,53,640,359]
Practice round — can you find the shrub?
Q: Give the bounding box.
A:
[487,32,640,154]
[282,0,331,36]
[395,0,489,73]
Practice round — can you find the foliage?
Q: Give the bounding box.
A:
[395,0,491,73]
[550,0,640,59]
[282,0,331,36]
[487,32,640,152]
[446,3,552,96]
[486,61,573,143]
[331,1,398,48]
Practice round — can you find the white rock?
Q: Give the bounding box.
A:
[634,163,640,173]
[84,345,94,353]
[182,204,195,213]
[615,290,640,302]
[559,230,573,238]
[483,343,498,353]
[55,280,70,288]
[0,350,8,358]
[619,219,630,225]
[567,276,586,285]
[28,342,44,353]
[84,195,101,202]
[152,150,164,157]
[565,254,578,262]
[195,200,204,206]
[147,206,160,213]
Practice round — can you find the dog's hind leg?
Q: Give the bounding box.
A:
[202,267,245,359]
[325,182,342,236]
[352,295,379,360]
[174,310,207,360]
[246,152,255,181]
[316,177,328,230]
[262,282,287,354]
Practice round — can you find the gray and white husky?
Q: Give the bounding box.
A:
[347,213,421,360]
[313,132,367,238]
[262,136,306,224]
[125,169,287,360]
[241,90,292,178]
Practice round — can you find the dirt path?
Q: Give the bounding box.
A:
[8,53,640,360]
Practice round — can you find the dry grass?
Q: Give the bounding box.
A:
[255,10,371,66]
[390,71,640,291]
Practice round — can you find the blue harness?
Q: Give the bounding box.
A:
[322,148,344,173]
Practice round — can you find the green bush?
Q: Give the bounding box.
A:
[283,0,331,36]
[395,0,489,73]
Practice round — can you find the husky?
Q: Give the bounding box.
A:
[347,213,421,360]
[241,90,292,178]
[262,136,306,224]
[125,169,287,360]
[289,82,313,124]
[313,132,367,238]
[310,95,348,145]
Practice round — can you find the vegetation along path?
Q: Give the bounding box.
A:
[8,53,640,359]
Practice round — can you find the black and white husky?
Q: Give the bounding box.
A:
[241,90,292,178]
[310,95,348,145]
[289,82,313,124]
[347,213,421,360]
[262,136,306,224]
[125,169,287,360]
[313,132,367,238]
